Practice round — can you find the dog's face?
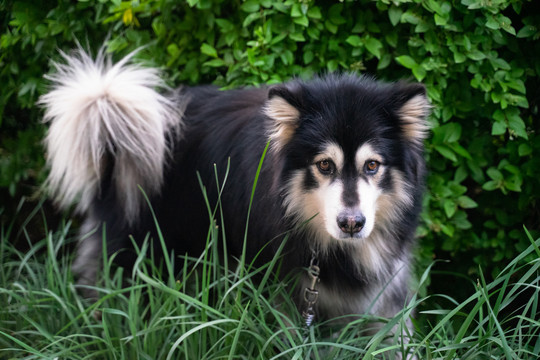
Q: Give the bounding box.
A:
[288,141,385,241]
[265,75,429,247]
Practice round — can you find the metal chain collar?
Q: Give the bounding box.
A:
[301,251,320,327]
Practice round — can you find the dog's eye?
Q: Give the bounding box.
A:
[316,159,335,175]
[365,160,380,174]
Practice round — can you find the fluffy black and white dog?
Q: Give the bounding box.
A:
[40,48,429,324]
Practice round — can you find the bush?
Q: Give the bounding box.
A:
[1,0,539,278]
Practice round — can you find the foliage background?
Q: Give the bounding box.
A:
[1,0,539,286]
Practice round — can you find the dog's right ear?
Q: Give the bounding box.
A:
[264,85,303,153]
[394,83,431,146]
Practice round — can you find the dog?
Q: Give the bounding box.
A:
[40,47,429,327]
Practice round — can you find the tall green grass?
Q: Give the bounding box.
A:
[1,203,539,359]
[1,177,539,360]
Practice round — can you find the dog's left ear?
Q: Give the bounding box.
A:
[264,84,303,153]
[395,83,431,145]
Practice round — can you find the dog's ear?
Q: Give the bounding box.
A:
[395,83,431,145]
[264,84,303,153]
[393,83,430,184]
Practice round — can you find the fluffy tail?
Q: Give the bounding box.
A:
[40,47,183,223]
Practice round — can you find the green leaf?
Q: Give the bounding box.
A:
[434,145,457,162]
[485,15,500,30]
[518,143,532,157]
[498,15,516,35]
[412,64,426,81]
[508,114,528,139]
[243,12,261,27]
[449,143,472,160]
[453,211,472,229]
[345,35,362,47]
[48,22,63,36]
[215,18,234,32]
[426,0,442,14]
[467,159,485,184]
[440,223,455,237]
[365,37,383,58]
[289,32,305,42]
[468,50,486,61]
[401,11,420,25]
[492,109,505,122]
[517,25,537,38]
[241,0,260,13]
[385,32,398,48]
[501,161,520,175]
[307,6,322,19]
[200,43,218,58]
[506,79,526,94]
[395,55,417,69]
[449,182,467,196]
[489,57,510,70]
[327,59,339,72]
[440,2,452,15]
[454,165,468,183]
[388,6,402,26]
[280,50,294,65]
[434,14,448,26]
[324,20,338,34]
[306,27,320,40]
[487,167,503,181]
[415,21,431,33]
[291,3,302,17]
[152,21,166,37]
[433,123,461,144]
[167,43,180,58]
[272,2,287,12]
[225,32,238,46]
[508,94,529,109]
[377,54,392,70]
[328,4,346,25]
[443,123,461,143]
[303,50,314,64]
[293,16,309,27]
[457,196,478,209]
[491,121,507,136]
[444,199,456,218]
[453,51,466,63]
[270,33,287,45]
[482,180,500,191]
[504,175,522,192]
[203,59,225,67]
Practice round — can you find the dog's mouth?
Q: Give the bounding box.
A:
[328,222,374,241]
[333,230,368,241]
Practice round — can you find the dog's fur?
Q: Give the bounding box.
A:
[40,48,429,324]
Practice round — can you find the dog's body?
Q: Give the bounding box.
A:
[41,49,429,324]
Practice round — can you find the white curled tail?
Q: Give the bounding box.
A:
[40,47,183,223]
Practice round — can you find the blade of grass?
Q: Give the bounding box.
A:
[239,140,270,277]
[166,319,238,360]
[227,300,251,359]
[0,330,44,357]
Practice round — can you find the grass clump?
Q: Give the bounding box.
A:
[1,198,539,359]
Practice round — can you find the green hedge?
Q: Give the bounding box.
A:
[1,0,539,277]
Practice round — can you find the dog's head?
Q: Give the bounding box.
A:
[264,75,430,248]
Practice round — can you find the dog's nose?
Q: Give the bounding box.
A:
[337,213,366,236]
